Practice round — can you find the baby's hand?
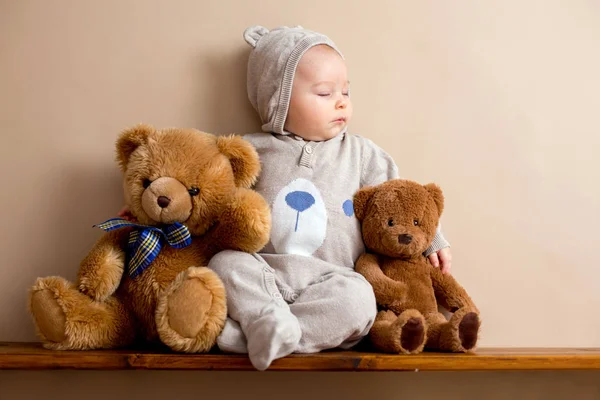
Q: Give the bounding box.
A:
[428,247,452,275]
[117,206,138,223]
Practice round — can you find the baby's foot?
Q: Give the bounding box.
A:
[246,307,301,371]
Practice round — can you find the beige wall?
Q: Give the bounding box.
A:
[1,0,599,398]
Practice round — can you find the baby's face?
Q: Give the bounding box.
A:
[284,45,352,141]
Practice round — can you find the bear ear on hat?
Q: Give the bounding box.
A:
[116,124,154,171]
[244,26,269,48]
[216,135,261,188]
[424,183,444,217]
[353,185,378,222]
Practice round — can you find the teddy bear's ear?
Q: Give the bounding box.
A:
[424,183,444,217]
[353,185,378,222]
[216,135,261,188]
[116,124,153,171]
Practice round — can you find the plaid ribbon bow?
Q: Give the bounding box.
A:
[93,218,192,278]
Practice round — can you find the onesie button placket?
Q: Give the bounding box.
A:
[299,143,315,168]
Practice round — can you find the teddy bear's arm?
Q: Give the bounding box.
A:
[430,268,478,312]
[356,253,407,307]
[77,229,129,301]
[212,188,271,254]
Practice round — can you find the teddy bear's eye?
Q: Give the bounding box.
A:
[388,219,394,227]
[142,179,152,189]
[188,187,200,196]
[414,219,419,226]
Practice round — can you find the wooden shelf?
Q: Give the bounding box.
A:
[1,343,599,371]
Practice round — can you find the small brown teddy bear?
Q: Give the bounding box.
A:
[29,124,271,353]
[354,179,480,354]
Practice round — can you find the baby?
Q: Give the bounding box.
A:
[206,25,452,370]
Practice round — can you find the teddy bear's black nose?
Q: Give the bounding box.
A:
[398,234,412,244]
[157,196,171,208]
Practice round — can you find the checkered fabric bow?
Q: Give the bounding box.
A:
[93,218,192,278]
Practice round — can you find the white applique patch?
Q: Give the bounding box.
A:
[271,178,327,256]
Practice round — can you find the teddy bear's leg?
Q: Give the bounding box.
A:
[156,266,227,353]
[369,309,427,354]
[424,308,480,352]
[29,276,137,350]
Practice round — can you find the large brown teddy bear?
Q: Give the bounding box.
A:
[354,179,480,354]
[29,124,271,352]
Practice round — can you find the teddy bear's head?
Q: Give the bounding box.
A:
[116,124,261,236]
[354,179,444,258]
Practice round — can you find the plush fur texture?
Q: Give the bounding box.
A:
[29,124,271,352]
[354,179,480,354]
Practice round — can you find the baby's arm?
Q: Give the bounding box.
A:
[359,138,452,273]
[430,250,451,272]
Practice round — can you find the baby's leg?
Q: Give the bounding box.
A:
[290,269,377,353]
[218,317,247,353]
[208,250,301,370]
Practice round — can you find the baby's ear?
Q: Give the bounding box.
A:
[354,186,378,222]
[424,183,444,217]
[116,124,153,171]
[216,135,261,188]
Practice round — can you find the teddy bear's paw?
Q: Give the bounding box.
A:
[29,276,136,350]
[229,189,272,253]
[156,266,227,353]
[400,317,426,353]
[394,310,427,354]
[444,307,480,352]
[29,277,70,346]
[78,247,125,301]
[458,311,480,352]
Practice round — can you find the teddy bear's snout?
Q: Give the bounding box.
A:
[140,177,193,224]
[398,234,413,244]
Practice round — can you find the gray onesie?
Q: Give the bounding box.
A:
[208,131,449,370]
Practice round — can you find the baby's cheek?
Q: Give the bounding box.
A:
[345,102,354,119]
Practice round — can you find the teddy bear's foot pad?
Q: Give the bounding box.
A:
[157,267,226,353]
[400,317,425,353]
[167,278,213,338]
[459,312,480,351]
[30,289,67,344]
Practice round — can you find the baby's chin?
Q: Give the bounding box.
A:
[298,126,347,142]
